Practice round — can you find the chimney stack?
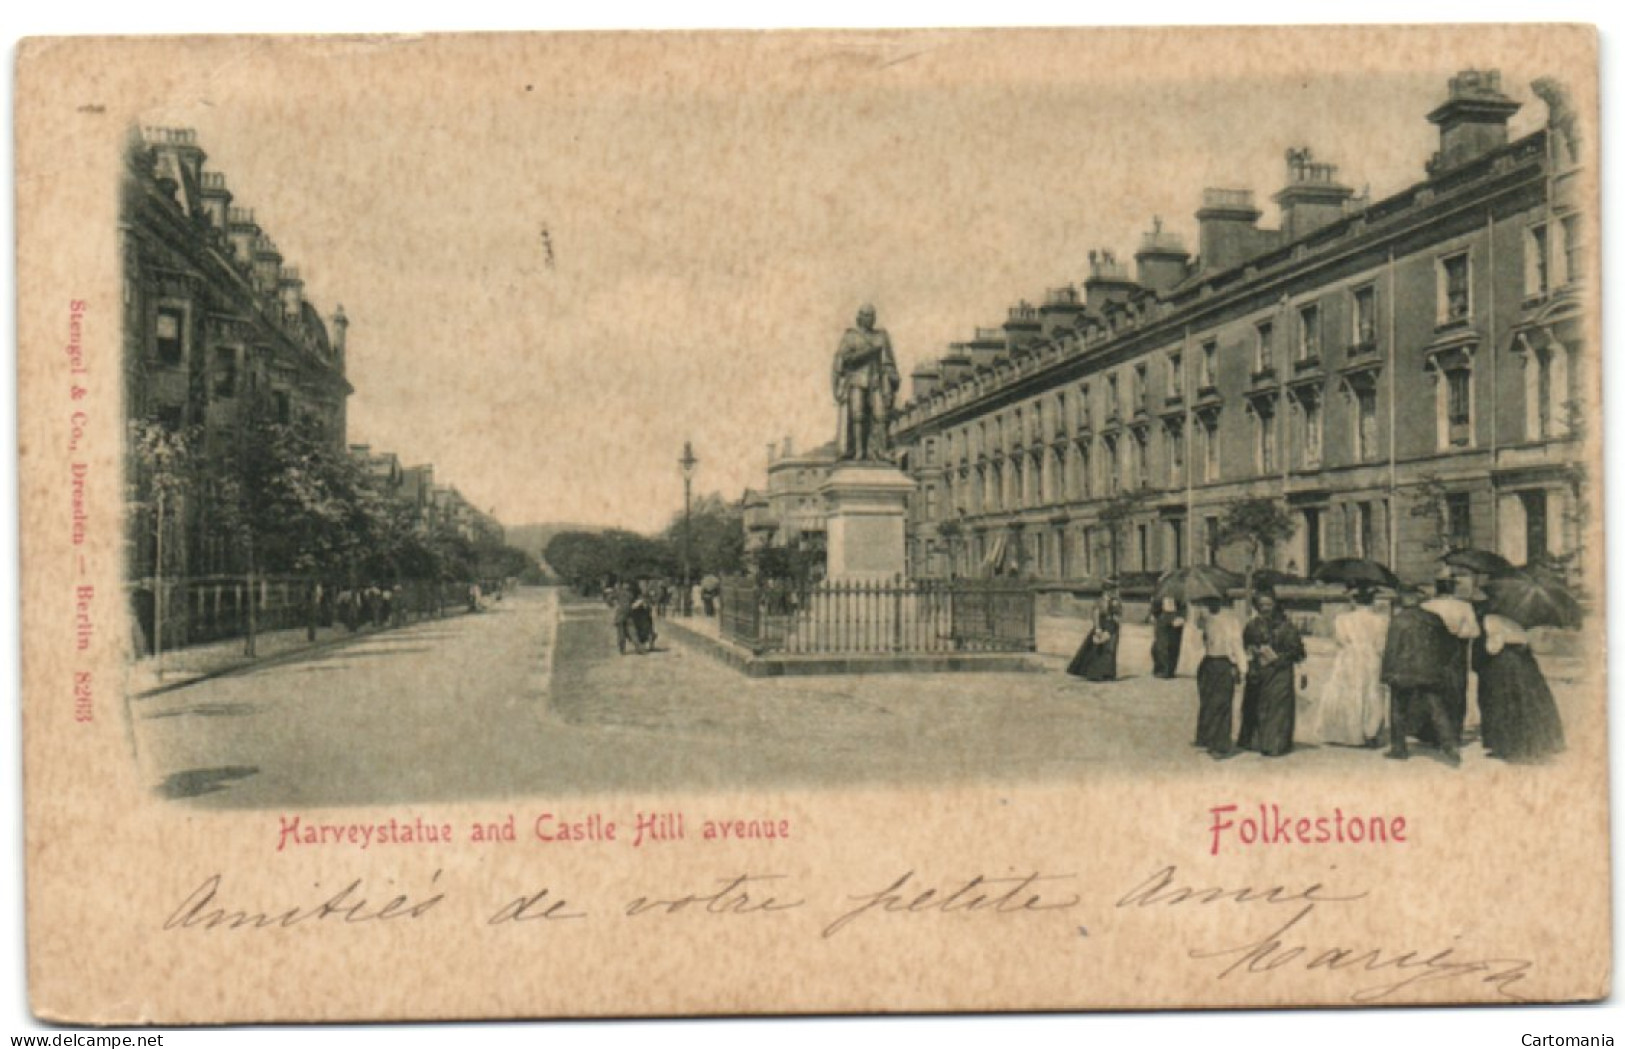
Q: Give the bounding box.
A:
[140,127,206,209]
[277,266,305,322]
[1274,148,1354,242]
[1427,69,1521,176]
[198,170,232,229]
[967,326,1009,369]
[1003,301,1041,350]
[1084,249,1137,311]
[251,235,283,296]
[226,207,260,267]
[331,304,348,365]
[1196,188,1268,274]
[911,361,941,400]
[1039,285,1083,335]
[938,344,973,385]
[1134,217,1191,296]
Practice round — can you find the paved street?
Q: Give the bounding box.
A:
[133,587,1597,808]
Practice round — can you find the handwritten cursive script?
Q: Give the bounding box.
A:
[624,874,805,917]
[823,871,1081,938]
[1116,864,1369,908]
[164,872,446,931]
[1189,902,1533,1002]
[1114,865,1531,1002]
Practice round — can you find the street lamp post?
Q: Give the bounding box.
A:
[679,440,698,616]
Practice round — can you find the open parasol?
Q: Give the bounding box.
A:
[1441,548,1518,579]
[1152,564,1242,604]
[1311,558,1399,590]
[1483,571,1582,629]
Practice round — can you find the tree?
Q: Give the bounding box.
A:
[1215,496,1297,589]
[1408,473,1453,557]
[662,492,745,580]
[1095,490,1151,578]
[478,544,541,582]
[231,420,384,581]
[1539,462,1589,589]
[602,529,678,580]
[128,418,198,663]
[543,529,674,588]
[427,523,479,583]
[220,420,389,652]
[755,545,822,584]
[545,530,613,591]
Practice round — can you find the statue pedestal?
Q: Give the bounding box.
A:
[819,463,916,581]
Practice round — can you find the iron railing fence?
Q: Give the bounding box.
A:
[718,577,1035,656]
[125,575,477,654]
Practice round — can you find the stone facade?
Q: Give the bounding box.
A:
[744,437,839,555]
[123,125,352,586]
[892,71,1588,587]
[349,447,502,546]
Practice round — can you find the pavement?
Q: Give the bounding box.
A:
[127,607,477,697]
[133,587,1597,808]
[134,594,555,806]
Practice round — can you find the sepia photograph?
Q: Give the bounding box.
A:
[114,39,1593,806]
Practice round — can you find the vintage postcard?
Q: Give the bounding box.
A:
[14,25,1608,1023]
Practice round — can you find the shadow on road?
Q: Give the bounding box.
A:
[144,703,258,721]
[157,765,260,799]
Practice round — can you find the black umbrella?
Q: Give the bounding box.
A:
[1311,558,1399,589]
[1153,565,1242,604]
[1483,572,1582,629]
[1441,548,1518,579]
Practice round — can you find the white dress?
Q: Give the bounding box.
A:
[1311,606,1389,745]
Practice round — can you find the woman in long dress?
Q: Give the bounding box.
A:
[1150,597,1185,678]
[1312,587,1389,747]
[1238,590,1306,757]
[1067,588,1122,681]
[1472,612,1565,762]
[630,584,657,651]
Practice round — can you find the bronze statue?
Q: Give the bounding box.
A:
[832,304,900,462]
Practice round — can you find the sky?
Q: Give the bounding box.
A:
[133,28,1565,533]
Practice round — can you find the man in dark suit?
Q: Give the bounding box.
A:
[1381,586,1461,764]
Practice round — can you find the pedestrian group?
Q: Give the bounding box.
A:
[1067,573,1566,766]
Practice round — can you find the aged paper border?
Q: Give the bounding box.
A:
[3,6,1625,1045]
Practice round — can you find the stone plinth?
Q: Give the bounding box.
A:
[819,463,915,581]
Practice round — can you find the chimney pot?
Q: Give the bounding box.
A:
[1427,69,1521,175]
[1273,147,1354,241]
[1134,217,1191,295]
[1196,188,1272,274]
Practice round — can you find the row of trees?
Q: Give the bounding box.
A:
[1083,490,1298,587]
[543,493,747,593]
[132,416,537,591]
